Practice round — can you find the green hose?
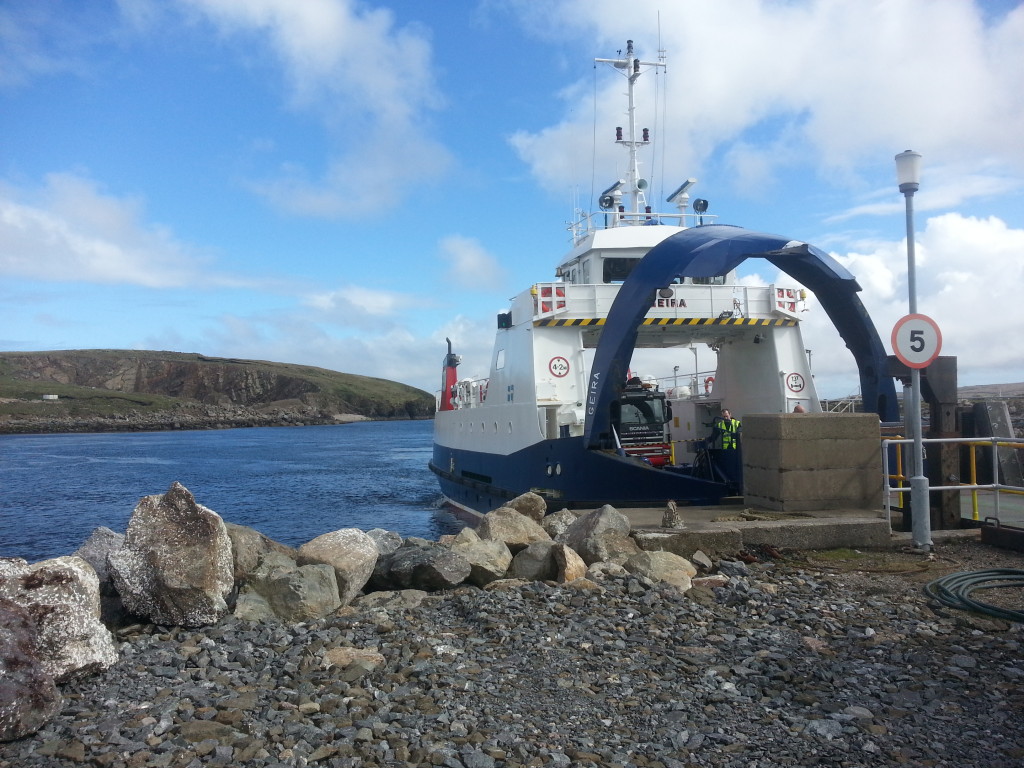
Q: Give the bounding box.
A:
[923,569,1024,623]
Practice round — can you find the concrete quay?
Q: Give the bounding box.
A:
[454,499,980,558]
[622,503,980,557]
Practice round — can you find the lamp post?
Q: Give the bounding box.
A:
[895,149,931,550]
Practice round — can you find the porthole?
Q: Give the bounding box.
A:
[555,463,562,475]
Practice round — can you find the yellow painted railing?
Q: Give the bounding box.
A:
[881,435,1024,523]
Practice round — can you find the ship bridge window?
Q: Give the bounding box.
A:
[603,258,639,283]
[692,275,727,286]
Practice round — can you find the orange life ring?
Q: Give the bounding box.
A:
[704,376,715,394]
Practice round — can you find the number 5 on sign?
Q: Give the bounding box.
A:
[891,313,942,369]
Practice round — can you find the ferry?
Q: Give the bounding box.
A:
[430,41,897,515]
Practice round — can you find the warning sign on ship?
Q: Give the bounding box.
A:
[785,372,806,393]
[549,356,570,377]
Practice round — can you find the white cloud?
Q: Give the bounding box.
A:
[797,213,1024,394]
[438,235,507,291]
[303,284,434,331]
[507,0,1024,205]
[183,0,452,216]
[0,174,207,288]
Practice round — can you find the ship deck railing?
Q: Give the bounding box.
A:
[569,211,718,244]
[532,282,801,323]
[438,377,492,411]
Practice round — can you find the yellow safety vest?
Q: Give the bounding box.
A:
[720,418,741,449]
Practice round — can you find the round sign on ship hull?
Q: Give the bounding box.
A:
[549,356,570,377]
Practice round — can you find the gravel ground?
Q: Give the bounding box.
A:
[3,537,1023,768]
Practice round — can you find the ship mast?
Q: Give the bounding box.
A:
[595,40,666,218]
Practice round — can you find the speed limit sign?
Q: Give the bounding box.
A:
[891,313,942,369]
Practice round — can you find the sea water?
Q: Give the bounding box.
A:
[0,420,462,562]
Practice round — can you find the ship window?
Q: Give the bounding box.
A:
[603,258,638,283]
[692,275,727,286]
[496,349,505,370]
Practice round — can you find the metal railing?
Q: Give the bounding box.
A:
[882,435,1024,525]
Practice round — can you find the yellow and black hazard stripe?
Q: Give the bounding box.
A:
[534,317,798,328]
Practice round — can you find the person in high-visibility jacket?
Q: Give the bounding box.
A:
[715,408,741,449]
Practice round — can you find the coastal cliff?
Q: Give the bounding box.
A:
[0,350,434,433]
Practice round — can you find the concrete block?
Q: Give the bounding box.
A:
[743,413,880,441]
[782,468,880,501]
[742,413,882,512]
[737,518,892,549]
[745,438,880,472]
[633,527,743,557]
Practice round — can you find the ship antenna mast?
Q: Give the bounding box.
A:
[595,40,666,218]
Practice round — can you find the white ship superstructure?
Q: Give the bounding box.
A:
[431,41,897,514]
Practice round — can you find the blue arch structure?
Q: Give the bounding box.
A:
[584,225,899,449]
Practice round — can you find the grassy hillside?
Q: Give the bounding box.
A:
[0,350,435,432]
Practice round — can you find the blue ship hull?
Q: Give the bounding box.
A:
[430,436,737,513]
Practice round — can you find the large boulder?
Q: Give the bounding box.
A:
[509,541,559,581]
[0,597,62,742]
[72,527,127,627]
[476,506,550,553]
[72,527,123,583]
[298,528,378,606]
[556,504,630,548]
[369,540,471,592]
[556,505,637,564]
[553,543,588,583]
[0,556,117,682]
[448,528,512,586]
[541,508,579,539]
[235,552,341,623]
[108,482,234,627]
[577,529,641,566]
[366,528,403,555]
[622,551,696,591]
[225,523,299,584]
[503,492,548,522]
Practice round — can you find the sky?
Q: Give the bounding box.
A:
[2,0,1023,400]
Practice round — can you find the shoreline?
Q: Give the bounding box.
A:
[0,411,432,436]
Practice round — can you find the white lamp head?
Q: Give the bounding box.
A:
[895,150,922,194]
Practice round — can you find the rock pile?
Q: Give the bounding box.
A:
[3,544,1024,767]
[0,483,702,744]
[4,483,1023,766]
